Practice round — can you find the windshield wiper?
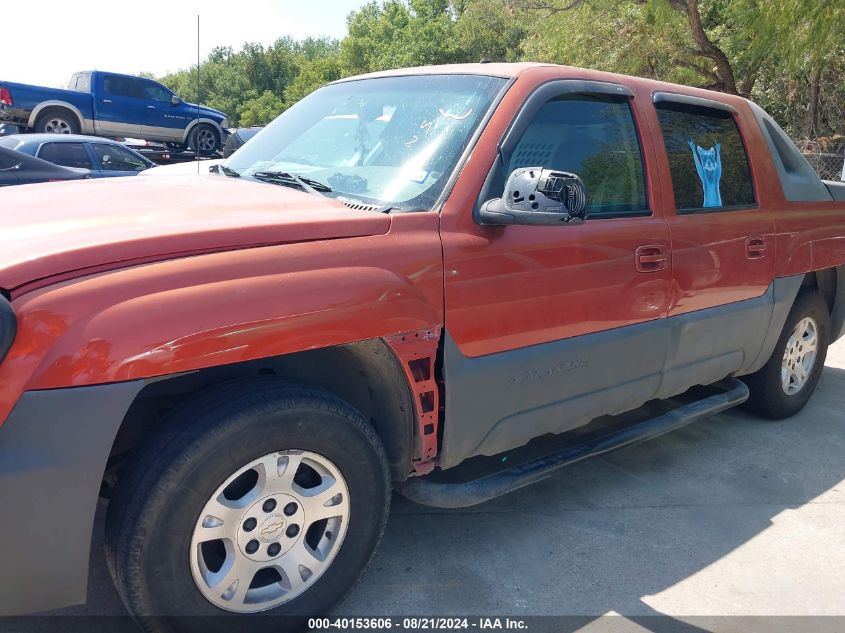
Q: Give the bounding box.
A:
[251,171,332,196]
[209,164,241,177]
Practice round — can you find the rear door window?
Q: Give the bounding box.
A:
[38,142,93,169]
[655,102,755,212]
[103,75,143,99]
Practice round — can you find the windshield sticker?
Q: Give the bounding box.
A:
[410,169,429,184]
[438,107,473,121]
[688,139,722,207]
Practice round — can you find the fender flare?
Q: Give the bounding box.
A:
[27,101,86,131]
[828,265,845,342]
[181,117,225,145]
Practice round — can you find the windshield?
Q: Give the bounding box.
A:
[225,74,507,210]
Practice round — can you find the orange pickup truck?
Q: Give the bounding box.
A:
[1,63,844,629]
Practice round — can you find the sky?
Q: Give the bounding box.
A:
[0,0,365,88]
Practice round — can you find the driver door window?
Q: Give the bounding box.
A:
[90,143,149,173]
[508,95,649,219]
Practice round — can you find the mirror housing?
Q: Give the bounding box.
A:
[477,167,587,226]
[171,94,181,105]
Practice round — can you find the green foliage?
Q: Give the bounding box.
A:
[237,91,285,127]
[339,0,462,74]
[151,0,843,142]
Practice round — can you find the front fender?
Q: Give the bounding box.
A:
[181,117,225,144]
[0,216,443,424]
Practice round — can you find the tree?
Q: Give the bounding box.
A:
[453,0,528,62]
[340,0,462,75]
[237,90,285,126]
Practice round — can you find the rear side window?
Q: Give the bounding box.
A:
[508,95,649,218]
[72,73,92,93]
[38,143,92,169]
[656,102,755,212]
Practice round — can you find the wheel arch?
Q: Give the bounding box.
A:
[181,118,224,145]
[812,264,845,343]
[27,101,85,131]
[106,338,420,485]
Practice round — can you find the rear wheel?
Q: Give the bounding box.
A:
[105,379,390,632]
[743,289,830,419]
[34,108,79,134]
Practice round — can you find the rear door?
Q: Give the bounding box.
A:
[37,141,95,172]
[94,74,144,137]
[649,94,775,397]
[439,79,672,467]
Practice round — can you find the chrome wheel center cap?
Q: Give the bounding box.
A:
[236,493,304,562]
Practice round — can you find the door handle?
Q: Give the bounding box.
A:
[636,245,670,272]
[746,237,767,259]
[146,105,156,109]
[102,99,112,104]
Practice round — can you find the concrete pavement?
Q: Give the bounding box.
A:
[18,340,845,631]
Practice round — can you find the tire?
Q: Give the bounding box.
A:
[34,108,80,134]
[743,289,830,419]
[187,123,220,156]
[105,378,391,633]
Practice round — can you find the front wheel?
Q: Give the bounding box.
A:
[105,379,391,631]
[743,289,830,419]
[187,123,220,156]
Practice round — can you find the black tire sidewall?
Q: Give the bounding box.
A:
[111,387,389,629]
[746,290,830,418]
[35,109,79,134]
[188,124,219,155]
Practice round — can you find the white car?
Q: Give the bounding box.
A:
[139,158,223,176]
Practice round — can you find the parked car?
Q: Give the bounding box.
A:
[0,123,20,136]
[222,126,263,157]
[0,134,155,177]
[139,158,224,176]
[0,145,89,185]
[1,63,845,629]
[0,71,228,154]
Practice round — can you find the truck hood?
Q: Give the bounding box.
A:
[0,176,391,291]
[183,102,227,121]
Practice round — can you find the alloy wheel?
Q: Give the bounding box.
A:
[189,450,350,613]
[781,316,819,395]
[44,117,73,134]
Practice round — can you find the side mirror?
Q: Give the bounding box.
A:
[477,167,587,226]
[171,94,181,106]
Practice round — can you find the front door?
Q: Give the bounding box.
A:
[138,79,189,142]
[648,95,776,397]
[439,80,672,468]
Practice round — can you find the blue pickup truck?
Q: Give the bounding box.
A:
[0,71,229,154]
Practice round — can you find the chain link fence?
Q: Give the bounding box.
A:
[797,138,845,181]
[802,151,845,181]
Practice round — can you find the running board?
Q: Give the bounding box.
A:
[399,378,749,508]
